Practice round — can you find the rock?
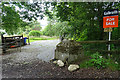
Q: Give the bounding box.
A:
[50,59,58,64]
[57,60,64,67]
[68,64,79,72]
[23,62,29,65]
[50,58,57,61]
[53,60,58,64]
[7,63,13,66]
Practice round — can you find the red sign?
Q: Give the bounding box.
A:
[103,16,118,28]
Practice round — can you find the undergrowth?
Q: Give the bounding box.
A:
[79,52,119,71]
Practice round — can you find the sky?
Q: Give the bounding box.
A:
[14,1,49,30]
[37,16,49,30]
[29,0,49,30]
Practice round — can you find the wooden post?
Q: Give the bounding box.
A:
[1,34,6,54]
[28,36,30,45]
[1,34,3,43]
[22,35,24,45]
[20,38,21,52]
[16,38,18,51]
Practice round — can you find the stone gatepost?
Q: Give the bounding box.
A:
[55,40,83,63]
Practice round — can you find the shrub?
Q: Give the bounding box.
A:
[79,52,119,70]
[29,30,42,37]
[86,52,108,69]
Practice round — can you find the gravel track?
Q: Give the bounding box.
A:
[2,39,60,63]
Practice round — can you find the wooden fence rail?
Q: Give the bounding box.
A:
[77,40,120,44]
[76,40,120,54]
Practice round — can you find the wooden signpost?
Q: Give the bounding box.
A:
[103,9,119,51]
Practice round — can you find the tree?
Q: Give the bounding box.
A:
[1,1,51,34]
[2,4,28,35]
[53,2,120,41]
[16,21,42,35]
[1,1,120,40]
[43,21,70,37]
[31,21,42,31]
[2,2,52,21]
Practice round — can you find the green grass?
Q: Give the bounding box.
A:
[28,40,35,43]
[79,59,89,68]
[26,37,57,43]
[30,37,56,40]
[105,59,119,71]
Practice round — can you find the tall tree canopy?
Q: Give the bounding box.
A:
[1,1,120,40]
[1,1,51,34]
[2,4,28,34]
[53,2,120,41]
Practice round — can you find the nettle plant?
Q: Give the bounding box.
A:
[86,52,108,69]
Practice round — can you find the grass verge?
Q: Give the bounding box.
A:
[27,37,57,43]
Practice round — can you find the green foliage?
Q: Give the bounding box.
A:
[2,3,28,35]
[0,32,5,35]
[86,52,107,69]
[1,2,44,35]
[53,2,120,41]
[19,21,42,35]
[29,30,42,37]
[43,21,70,37]
[42,24,54,36]
[30,21,42,31]
[1,2,51,21]
[112,27,120,40]
[80,52,119,70]
[105,58,119,71]
[2,2,120,41]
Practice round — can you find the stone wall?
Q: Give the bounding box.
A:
[55,40,84,63]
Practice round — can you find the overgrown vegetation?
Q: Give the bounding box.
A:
[79,52,119,71]
[86,52,107,69]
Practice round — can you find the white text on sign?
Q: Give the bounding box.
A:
[106,18,114,21]
[106,18,115,26]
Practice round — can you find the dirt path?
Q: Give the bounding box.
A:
[1,39,120,79]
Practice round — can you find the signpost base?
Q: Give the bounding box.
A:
[108,31,111,58]
[108,31,111,51]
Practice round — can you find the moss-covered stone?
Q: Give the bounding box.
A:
[55,40,84,63]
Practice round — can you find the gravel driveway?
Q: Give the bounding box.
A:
[2,39,60,63]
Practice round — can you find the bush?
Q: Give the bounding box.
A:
[86,52,107,69]
[29,30,42,37]
[85,52,119,70]
[79,52,119,71]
